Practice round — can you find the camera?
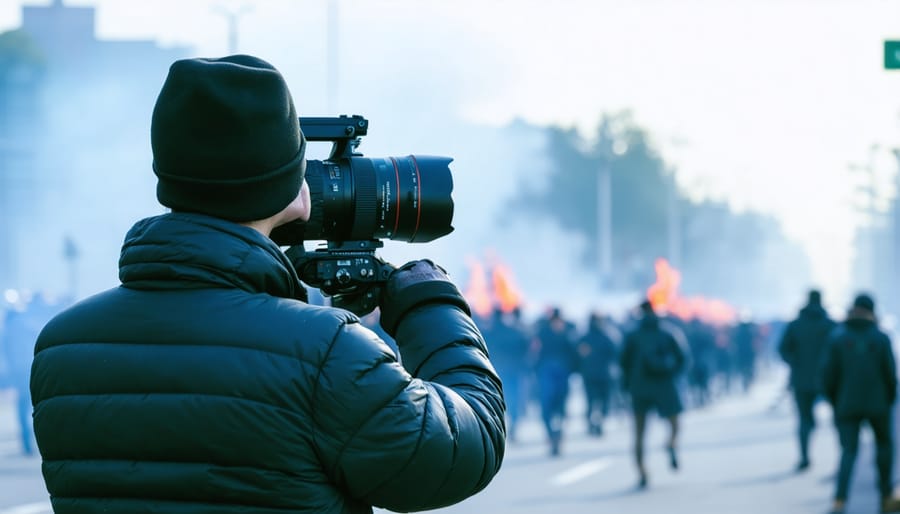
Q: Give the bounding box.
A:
[272,115,455,312]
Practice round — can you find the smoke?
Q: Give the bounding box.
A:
[3,1,818,323]
[16,60,169,298]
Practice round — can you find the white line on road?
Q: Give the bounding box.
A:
[0,502,51,514]
[550,458,614,486]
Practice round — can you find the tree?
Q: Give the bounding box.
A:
[505,111,672,279]
[0,29,45,68]
[502,112,811,314]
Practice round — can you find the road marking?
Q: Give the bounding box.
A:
[0,502,51,514]
[550,458,614,486]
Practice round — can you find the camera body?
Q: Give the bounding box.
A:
[272,115,455,312]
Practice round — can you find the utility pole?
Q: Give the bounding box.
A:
[665,135,688,269]
[597,161,612,289]
[63,235,79,301]
[890,147,900,314]
[849,144,881,292]
[596,135,631,291]
[667,170,681,268]
[214,3,252,54]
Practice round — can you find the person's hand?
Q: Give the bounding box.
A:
[378,259,470,337]
[331,288,383,317]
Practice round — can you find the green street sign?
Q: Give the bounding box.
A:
[885,40,900,69]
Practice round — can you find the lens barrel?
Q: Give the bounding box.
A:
[271,155,454,245]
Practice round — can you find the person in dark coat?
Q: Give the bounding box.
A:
[778,289,836,471]
[685,318,715,408]
[822,294,900,514]
[577,311,621,436]
[485,306,532,443]
[534,306,579,456]
[732,314,759,393]
[620,300,689,489]
[30,55,506,514]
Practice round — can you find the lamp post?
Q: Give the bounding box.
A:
[597,137,629,290]
[598,161,612,289]
[667,170,681,268]
[849,144,881,292]
[63,235,79,301]
[214,3,252,54]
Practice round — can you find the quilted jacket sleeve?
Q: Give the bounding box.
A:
[311,304,506,512]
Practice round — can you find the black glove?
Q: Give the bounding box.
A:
[331,288,383,317]
[378,259,471,337]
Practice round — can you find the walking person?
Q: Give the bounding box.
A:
[534,306,579,456]
[1,292,63,456]
[822,294,900,514]
[685,318,715,408]
[732,314,759,393]
[778,289,836,471]
[29,54,505,513]
[577,311,621,436]
[620,300,689,489]
[487,306,532,442]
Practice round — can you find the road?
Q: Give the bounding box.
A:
[0,367,893,514]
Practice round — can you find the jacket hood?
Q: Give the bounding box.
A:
[118,212,305,300]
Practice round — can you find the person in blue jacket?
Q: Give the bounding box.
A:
[30,54,506,514]
[2,292,64,456]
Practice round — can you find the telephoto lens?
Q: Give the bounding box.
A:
[271,155,454,245]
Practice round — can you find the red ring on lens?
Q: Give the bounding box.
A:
[410,155,423,241]
[391,157,401,235]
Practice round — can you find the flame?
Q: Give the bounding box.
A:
[463,258,493,318]
[647,258,681,313]
[491,263,523,313]
[646,258,737,326]
[463,252,526,317]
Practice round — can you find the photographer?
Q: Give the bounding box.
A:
[30,55,505,513]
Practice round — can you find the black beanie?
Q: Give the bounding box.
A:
[151,54,306,222]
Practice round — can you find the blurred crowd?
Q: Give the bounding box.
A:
[0,290,70,456]
[468,301,781,455]
[0,290,782,459]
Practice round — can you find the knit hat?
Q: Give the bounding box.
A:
[151,54,306,222]
[852,293,875,312]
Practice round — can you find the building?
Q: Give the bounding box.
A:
[0,0,190,298]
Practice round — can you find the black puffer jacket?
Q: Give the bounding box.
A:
[31,213,505,514]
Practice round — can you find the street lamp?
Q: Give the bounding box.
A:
[597,138,628,290]
[213,2,253,54]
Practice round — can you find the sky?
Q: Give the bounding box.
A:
[2,0,900,313]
